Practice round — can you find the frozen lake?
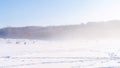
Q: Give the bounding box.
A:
[0,38,120,68]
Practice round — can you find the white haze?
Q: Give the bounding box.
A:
[1,21,120,68]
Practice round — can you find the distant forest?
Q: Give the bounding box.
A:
[0,20,120,40]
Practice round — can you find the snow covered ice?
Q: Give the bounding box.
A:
[1,38,120,68]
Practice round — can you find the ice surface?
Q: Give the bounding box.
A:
[0,38,120,68]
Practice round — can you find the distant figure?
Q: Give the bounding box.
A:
[4,56,10,58]
[24,42,26,45]
[16,41,20,44]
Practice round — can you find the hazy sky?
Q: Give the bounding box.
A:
[0,0,120,27]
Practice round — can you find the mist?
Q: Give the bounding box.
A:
[1,20,120,68]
